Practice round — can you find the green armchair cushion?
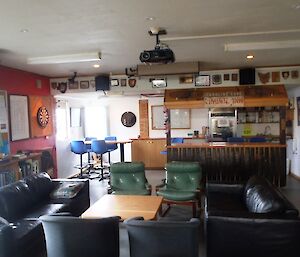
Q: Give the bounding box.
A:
[157,161,201,201]
[157,190,197,201]
[110,162,151,195]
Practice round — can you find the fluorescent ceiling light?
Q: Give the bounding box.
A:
[27,52,101,64]
[224,40,300,51]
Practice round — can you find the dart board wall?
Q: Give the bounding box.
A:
[29,96,53,137]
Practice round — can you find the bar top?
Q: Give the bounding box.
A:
[167,142,286,148]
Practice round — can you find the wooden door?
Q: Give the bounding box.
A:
[131,139,166,169]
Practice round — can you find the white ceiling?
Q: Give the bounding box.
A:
[1,0,300,77]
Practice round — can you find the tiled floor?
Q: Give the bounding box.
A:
[89,171,300,257]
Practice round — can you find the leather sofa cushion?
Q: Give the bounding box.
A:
[0,181,36,221]
[23,172,55,202]
[11,219,45,257]
[23,204,66,219]
[244,176,286,213]
[207,192,248,216]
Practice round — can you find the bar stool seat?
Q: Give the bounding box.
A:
[70,140,89,178]
[91,140,109,181]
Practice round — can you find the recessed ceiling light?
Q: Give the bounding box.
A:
[146,16,155,21]
[93,64,100,68]
[246,55,254,59]
[20,29,29,33]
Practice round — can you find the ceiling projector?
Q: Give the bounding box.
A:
[139,28,175,64]
[140,48,175,63]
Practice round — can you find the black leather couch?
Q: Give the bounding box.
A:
[205,176,300,257]
[0,172,90,257]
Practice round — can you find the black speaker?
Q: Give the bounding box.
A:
[95,75,110,91]
[239,68,255,85]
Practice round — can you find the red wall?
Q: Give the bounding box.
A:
[0,65,57,176]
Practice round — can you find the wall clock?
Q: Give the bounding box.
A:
[121,112,136,127]
[37,106,50,128]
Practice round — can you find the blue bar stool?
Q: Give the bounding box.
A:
[70,140,89,178]
[160,138,184,155]
[227,137,245,143]
[105,136,118,165]
[249,137,266,143]
[84,137,97,177]
[91,140,109,181]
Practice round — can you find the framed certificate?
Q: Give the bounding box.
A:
[195,75,210,86]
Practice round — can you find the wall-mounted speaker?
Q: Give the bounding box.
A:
[95,75,110,91]
[239,68,255,85]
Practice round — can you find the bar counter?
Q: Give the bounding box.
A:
[167,142,286,186]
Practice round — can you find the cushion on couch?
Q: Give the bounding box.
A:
[50,181,85,199]
[0,181,36,221]
[23,172,55,202]
[244,176,286,213]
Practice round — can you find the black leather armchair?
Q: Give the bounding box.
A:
[205,176,300,257]
[40,215,120,257]
[124,217,200,257]
[0,172,90,257]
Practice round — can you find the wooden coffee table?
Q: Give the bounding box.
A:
[81,195,163,221]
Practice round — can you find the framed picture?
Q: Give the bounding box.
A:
[80,81,89,89]
[179,76,193,84]
[121,79,127,87]
[90,80,95,88]
[195,75,210,86]
[69,81,79,89]
[111,79,119,86]
[151,105,191,130]
[224,74,230,81]
[212,74,222,85]
[231,73,238,81]
[297,97,300,126]
[9,95,30,141]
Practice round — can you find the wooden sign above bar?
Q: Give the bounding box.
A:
[164,85,288,109]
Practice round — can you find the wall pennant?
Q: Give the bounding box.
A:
[258,72,270,84]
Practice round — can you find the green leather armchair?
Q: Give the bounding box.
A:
[109,162,152,195]
[156,161,202,217]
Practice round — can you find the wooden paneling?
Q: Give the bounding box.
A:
[139,100,149,138]
[164,85,288,109]
[131,139,167,169]
[29,96,53,138]
[168,144,286,186]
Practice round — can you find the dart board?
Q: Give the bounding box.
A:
[37,106,50,128]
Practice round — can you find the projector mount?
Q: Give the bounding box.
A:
[148,29,167,49]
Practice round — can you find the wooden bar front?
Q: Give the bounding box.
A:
[167,143,286,186]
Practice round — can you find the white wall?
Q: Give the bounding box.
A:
[286,85,300,177]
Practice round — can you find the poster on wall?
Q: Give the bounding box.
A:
[0,91,10,154]
[9,95,30,141]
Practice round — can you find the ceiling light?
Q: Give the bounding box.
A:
[146,17,155,21]
[27,52,101,64]
[93,64,100,68]
[224,40,300,51]
[20,29,29,33]
[246,55,254,59]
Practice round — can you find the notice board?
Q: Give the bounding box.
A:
[0,91,10,153]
